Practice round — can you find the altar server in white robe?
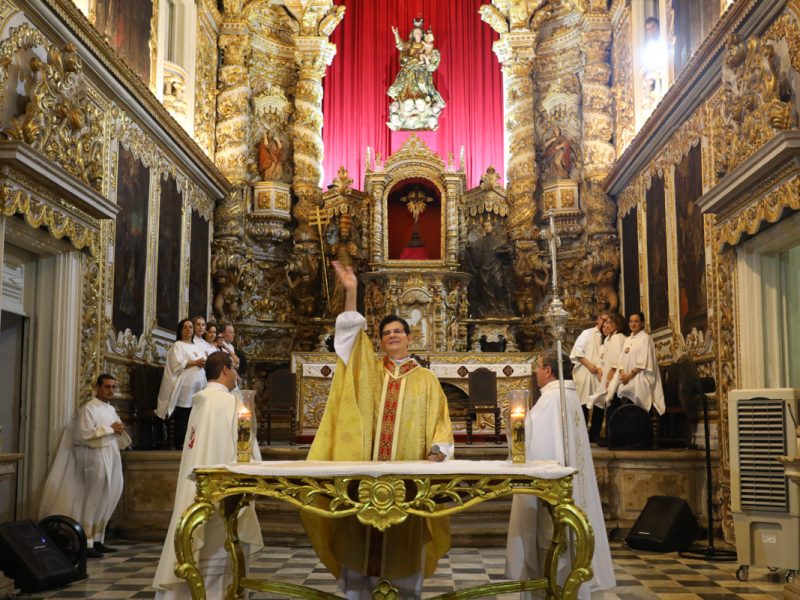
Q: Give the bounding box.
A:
[506,352,615,600]
[616,312,665,415]
[569,311,608,412]
[587,313,627,441]
[153,351,262,599]
[39,374,129,558]
[156,318,208,448]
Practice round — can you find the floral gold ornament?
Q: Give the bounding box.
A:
[356,478,408,530]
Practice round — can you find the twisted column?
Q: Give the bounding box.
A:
[291,37,336,236]
[493,35,537,245]
[214,19,251,186]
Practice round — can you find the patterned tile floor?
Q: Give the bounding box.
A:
[13,540,788,599]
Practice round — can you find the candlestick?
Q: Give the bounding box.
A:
[237,408,252,463]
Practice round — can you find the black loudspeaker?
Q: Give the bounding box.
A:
[626,496,699,552]
[608,403,651,449]
[0,520,81,592]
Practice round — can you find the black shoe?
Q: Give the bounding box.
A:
[94,542,118,553]
[87,547,103,558]
[596,436,608,447]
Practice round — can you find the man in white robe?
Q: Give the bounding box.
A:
[39,374,128,558]
[506,352,615,600]
[153,351,262,599]
[569,312,608,415]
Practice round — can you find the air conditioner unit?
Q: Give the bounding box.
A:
[728,388,800,580]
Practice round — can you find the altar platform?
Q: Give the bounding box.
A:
[115,444,715,545]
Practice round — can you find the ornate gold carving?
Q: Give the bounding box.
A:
[714,30,797,178]
[0,172,100,256]
[194,8,218,159]
[712,245,737,543]
[715,175,800,250]
[177,467,592,599]
[215,26,252,185]
[1,33,105,191]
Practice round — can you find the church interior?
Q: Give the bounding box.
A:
[0,0,799,597]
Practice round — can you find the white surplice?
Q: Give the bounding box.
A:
[156,341,207,419]
[153,382,263,599]
[589,332,626,407]
[39,397,126,544]
[615,330,665,415]
[569,327,604,408]
[506,380,615,600]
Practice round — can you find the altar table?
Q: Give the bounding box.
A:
[173,459,594,600]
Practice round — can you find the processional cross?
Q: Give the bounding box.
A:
[309,206,332,311]
[540,212,571,465]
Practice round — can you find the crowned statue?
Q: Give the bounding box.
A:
[387,19,446,131]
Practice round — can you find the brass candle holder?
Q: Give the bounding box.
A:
[237,408,252,463]
[508,390,529,464]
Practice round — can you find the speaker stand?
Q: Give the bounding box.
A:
[680,391,736,562]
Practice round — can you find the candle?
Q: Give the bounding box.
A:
[237,408,252,463]
[510,408,526,463]
[507,390,529,464]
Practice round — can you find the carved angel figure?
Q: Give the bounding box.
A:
[387,20,445,131]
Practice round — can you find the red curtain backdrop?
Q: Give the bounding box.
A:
[322,0,504,189]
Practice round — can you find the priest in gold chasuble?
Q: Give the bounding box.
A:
[302,261,454,599]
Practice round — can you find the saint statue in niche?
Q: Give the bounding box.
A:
[387,19,446,131]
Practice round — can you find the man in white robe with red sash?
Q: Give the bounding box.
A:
[302,261,454,600]
[153,351,262,599]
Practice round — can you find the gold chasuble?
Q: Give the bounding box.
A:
[302,329,454,581]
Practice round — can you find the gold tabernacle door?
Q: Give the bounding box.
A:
[173,459,594,600]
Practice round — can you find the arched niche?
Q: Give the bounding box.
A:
[387,177,442,260]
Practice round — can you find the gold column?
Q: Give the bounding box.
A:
[291,36,336,235]
[492,33,537,246]
[284,1,344,240]
[214,15,251,186]
[581,5,617,239]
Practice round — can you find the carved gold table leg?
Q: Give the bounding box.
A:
[174,500,216,600]
[221,494,250,599]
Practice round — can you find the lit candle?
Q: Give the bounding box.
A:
[237,408,252,463]
[510,407,526,464]
[507,390,529,464]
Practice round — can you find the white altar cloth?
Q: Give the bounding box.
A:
[201,459,575,479]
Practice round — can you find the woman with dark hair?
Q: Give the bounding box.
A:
[156,318,207,448]
[616,312,665,415]
[588,313,627,442]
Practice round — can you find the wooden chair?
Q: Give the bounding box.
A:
[261,369,296,445]
[466,367,502,444]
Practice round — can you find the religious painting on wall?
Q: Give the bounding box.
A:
[621,207,641,318]
[646,175,669,330]
[387,180,442,261]
[674,143,707,335]
[188,209,209,320]
[112,145,150,337]
[93,0,154,85]
[156,175,182,329]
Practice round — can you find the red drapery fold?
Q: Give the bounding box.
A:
[321,0,504,189]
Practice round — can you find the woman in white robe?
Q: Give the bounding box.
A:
[616,312,665,415]
[587,313,626,441]
[156,319,207,448]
